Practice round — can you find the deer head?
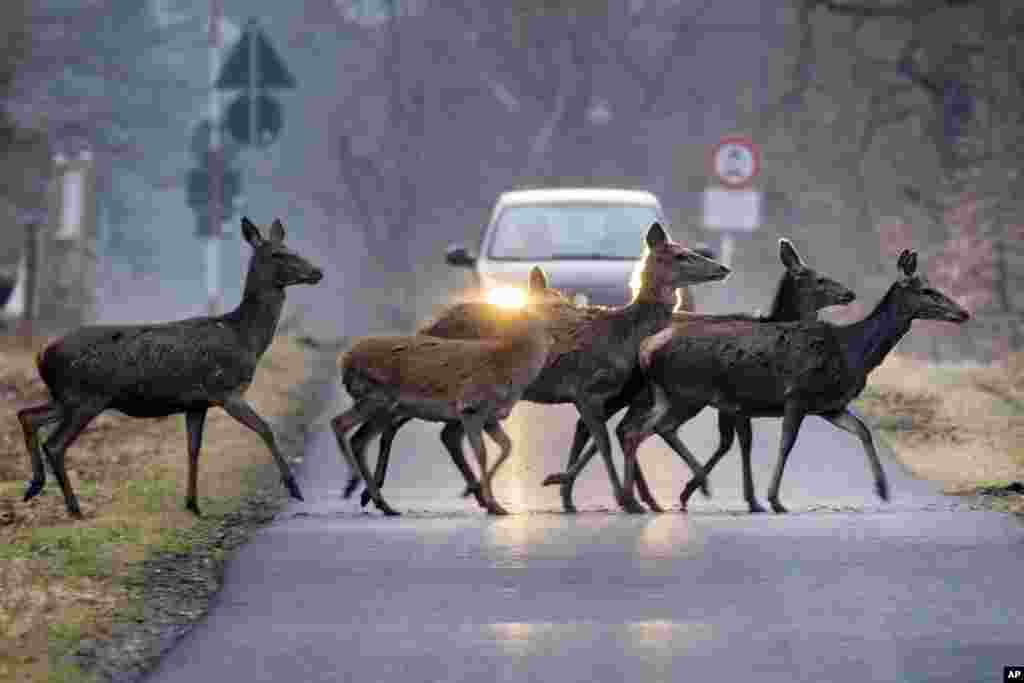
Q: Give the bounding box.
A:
[635,223,731,297]
[892,249,970,323]
[242,217,324,290]
[526,266,570,305]
[777,238,856,316]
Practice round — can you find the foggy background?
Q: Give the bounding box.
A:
[1,0,1020,360]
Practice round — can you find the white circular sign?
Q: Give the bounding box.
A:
[710,136,760,188]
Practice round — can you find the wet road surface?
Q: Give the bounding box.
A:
[147,396,1024,683]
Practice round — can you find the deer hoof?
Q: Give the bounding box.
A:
[284,477,304,501]
[747,500,766,514]
[699,479,712,498]
[641,497,665,514]
[378,502,401,517]
[620,497,646,515]
[360,490,372,508]
[542,473,566,487]
[185,498,202,516]
[487,503,509,516]
[342,477,360,499]
[769,499,788,514]
[876,480,890,502]
[23,478,44,502]
[461,483,481,499]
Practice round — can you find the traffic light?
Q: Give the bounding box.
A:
[186,157,242,237]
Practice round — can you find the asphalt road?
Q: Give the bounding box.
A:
[146,392,1024,683]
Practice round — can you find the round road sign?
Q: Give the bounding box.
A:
[709,136,760,188]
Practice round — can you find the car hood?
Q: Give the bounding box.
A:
[478,260,638,306]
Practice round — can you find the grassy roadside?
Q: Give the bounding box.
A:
[0,334,328,683]
[853,351,1024,514]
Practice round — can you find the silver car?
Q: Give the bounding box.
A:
[446,188,698,308]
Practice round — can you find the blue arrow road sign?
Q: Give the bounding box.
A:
[216,22,296,90]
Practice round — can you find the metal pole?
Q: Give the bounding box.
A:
[19,221,40,343]
[249,18,259,147]
[207,0,223,316]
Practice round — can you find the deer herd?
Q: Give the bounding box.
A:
[16,216,970,520]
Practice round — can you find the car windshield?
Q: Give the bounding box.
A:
[487,203,660,260]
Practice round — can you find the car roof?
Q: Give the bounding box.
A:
[496,188,661,207]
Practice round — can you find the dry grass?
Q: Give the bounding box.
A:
[0,334,308,682]
[854,350,1024,512]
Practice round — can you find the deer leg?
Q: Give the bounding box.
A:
[41,403,105,519]
[482,420,513,496]
[18,403,62,502]
[680,411,737,511]
[462,416,506,516]
[766,401,806,514]
[357,414,410,507]
[822,408,889,503]
[222,396,305,504]
[184,408,208,516]
[734,416,764,513]
[441,422,487,509]
[344,418,377,499]
[573,401,637,514]
[331,402,400,516]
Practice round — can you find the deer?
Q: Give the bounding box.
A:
[338,223,730,515]
[341,266,574,512]
[618,249,969,514]
[18,217,324,519]
[331,305,556,516]
[547,238,856,513]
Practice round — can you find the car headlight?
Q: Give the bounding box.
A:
[486,286,527,309]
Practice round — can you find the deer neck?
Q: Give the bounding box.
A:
[627,280,678,338]
[765,274,803,322]
[835,287,912,377]
[229,285,286,357]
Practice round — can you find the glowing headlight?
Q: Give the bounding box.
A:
[486,286,527,309]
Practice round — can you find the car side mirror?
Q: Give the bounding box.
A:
[445,244,477,268]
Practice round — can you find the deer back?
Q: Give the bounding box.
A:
[640,318,850,413]
[343,311,553,404]
[38,318,257,413]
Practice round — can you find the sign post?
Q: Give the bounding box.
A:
[702,136,762,268]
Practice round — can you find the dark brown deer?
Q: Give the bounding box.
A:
[19,217,324,518]
[513,222,729,513]
[331,306,555,516]
[342,266,573,511]
[342,223,730,514]
[621,249,969,513]
[549,238,855,513]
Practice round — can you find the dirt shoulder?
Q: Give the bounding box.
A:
[853,351,1024,514]
[0,335,336,683]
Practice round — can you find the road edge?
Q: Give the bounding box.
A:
[69,345,340,683]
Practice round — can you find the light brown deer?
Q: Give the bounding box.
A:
[342,267,574,511]
[331,306,555,515]
[620,249,969,513]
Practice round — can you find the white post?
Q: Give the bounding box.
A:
[719,232,736,269]
[207,0,223,315]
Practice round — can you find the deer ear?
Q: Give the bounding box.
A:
[528,266,548,292]
[905,251,918,276]
[269,218,286,244]
[778,238,803,270]
[241,217,263,247]
[645,222,669,249]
